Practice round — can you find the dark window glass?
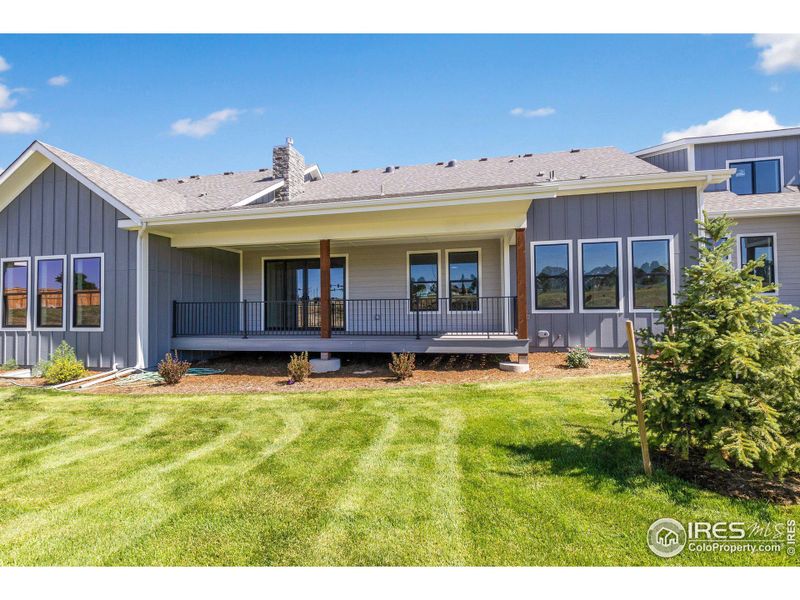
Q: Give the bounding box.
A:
[2,260,28,328]
[448,251,479,311]
[581,242,619,310]
[409,253,438,311]
[740,236,776,286]
[37,258,64,328]
[534,244,570,310]
[729,159,780,195]
[73,256,102,328]
[631,240,671,309]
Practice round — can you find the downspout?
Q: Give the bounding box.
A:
[135,223,149,369]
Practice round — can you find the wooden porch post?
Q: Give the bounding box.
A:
[515,228,528,342]
[320,239,331,339]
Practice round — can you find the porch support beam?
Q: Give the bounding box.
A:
[320,239,331,339]
[515,228,528,341]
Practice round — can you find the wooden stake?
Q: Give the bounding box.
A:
[625,320,652,476]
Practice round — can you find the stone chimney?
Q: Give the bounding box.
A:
[273,137,305,201]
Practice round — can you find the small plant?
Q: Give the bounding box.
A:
[389,352,416,380]
[0,358,18,372]
[39,341,88,384]
[287,351,312,383]
[158,352,191,385]
[565,346,591,369]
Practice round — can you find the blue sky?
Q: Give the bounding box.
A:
[0,34,799,180]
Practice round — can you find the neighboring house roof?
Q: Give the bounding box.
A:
[635,126,800,157]
[704,187,800,216]
[156,146,664,216]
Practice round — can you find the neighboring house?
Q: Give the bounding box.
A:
[636,127,800,312]
[0,138,729,369]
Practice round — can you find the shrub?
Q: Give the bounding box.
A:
[287,351,312,383]
[565,346,590,369]
[609,214,800,478]
[389,352,416,380]
[0,358,18,372]
[39,341,88,384]
[158,352,191,385]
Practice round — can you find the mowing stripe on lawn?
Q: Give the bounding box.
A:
[430,406,466,564]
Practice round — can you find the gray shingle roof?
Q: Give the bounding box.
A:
[37,142,665,219]
[40,142,191,218]
[704,188,800,214]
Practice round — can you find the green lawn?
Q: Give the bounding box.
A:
[0,377,797,566]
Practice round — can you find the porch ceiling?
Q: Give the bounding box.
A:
[144,198,531,248]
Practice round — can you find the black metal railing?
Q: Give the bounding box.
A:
[172,296,517,339]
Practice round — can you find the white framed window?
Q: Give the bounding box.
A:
[407,250,441,313]
[70,253,104,331]
[446,248,481,313]
[627,236,675,313]
[577,238,623,313]
[736,233,778,293]
[531,240,573,313]
[726,156,783,195]
[1,257,31,331]
[34,255,67,331]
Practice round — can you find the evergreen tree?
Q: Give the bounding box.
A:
[610,213,800,477]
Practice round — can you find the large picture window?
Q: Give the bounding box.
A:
[739,235,776,286]
[728,158,781,195]
[629,238,672,310]
[579,240,621,311]
[72,254,103,329]
[36,256,65,329]
[533,242,571,311]
[2,258,29,329]
[408,252,439,311]
[448,250,479,312]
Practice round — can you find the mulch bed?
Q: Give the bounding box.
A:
[655,450,800,506]
[39,351,628,395]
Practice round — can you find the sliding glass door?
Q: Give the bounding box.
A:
[264,258,345,331]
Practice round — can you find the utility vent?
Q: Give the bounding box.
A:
[177,179,185,184]
[395,165,400,170]
[549,170,556,180]
[351,169,360,174]
[446,160,457,167]
[259,168,269,172]
[523,153,533,158]
[157,178,167,182]
[198,193,206,197]
[224,171,234,176]
[570,148,580,153]
[479,157,488,162]
[537,171,544,177]
[190,175,200,179]
[508,159,514,163]
[436,161,444,166]
[579,175,587,179]
[384,166,394,173]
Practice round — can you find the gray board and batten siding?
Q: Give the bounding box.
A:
[0,164,138,368]
[525,187,699,351]
[641,148,688,172]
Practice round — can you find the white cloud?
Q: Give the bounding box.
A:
[47,75,70,87]
[0,56,10,72]
[753,34,800,74]
[170,108,243,138]
[510,106,555,118]
[0,112,42,134]
[662,109,789,142]
[769,83,784,93]
[0,84,18,109]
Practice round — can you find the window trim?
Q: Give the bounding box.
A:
[69,252,105,332]
[531,240,574,314]
[34,254,67,331]
[725,156,784,195]
[626,235,676,314]
[735,233,779,294]
[0,256,31,331]
[406,250,442,314]
[445,247,482,314]
[577,238,624,314]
